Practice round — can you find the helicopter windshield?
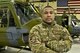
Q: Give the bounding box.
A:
[71,18,80,27]
[0,6,16,27]
[15,3,40,25]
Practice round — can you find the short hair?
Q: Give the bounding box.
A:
[43,6,53,10]
[40,6,54,16]
[41,6,54,13]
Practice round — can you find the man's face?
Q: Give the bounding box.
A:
[42,7,55,24]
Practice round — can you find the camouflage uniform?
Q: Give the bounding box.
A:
[29,21,72,53]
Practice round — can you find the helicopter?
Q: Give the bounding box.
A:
[55,10,80,39]
[0,0,56,51]
[1,0,80,51]
[0,0,40,49]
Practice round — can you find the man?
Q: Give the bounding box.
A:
[29,6,72,53]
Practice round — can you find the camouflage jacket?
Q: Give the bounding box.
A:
[29,21,72,53]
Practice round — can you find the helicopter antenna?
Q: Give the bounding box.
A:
[46,0,49,6]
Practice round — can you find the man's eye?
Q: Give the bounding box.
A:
[43,11,53,14]
[50,12,53,14]
[44,12,48,14]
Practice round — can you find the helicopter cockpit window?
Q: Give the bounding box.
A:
[8,11,16,27]
[15,4,40,25]
[0,7,16,27]
[72,20,77,27]
[71,17,80,27]
[62,15,68,27]
[0,8,8,27]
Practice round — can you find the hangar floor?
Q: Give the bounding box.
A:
[0,38,80,53]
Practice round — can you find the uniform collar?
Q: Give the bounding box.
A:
[42,20,56,27]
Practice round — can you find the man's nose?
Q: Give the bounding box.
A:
[47,13,51,17]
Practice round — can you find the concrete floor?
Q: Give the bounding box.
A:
[0,47,32,53]
[0,38,80,53]
[68,38,80,53]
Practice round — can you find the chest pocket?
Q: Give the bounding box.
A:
[52,29,63,40]
[39,29,49,42]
